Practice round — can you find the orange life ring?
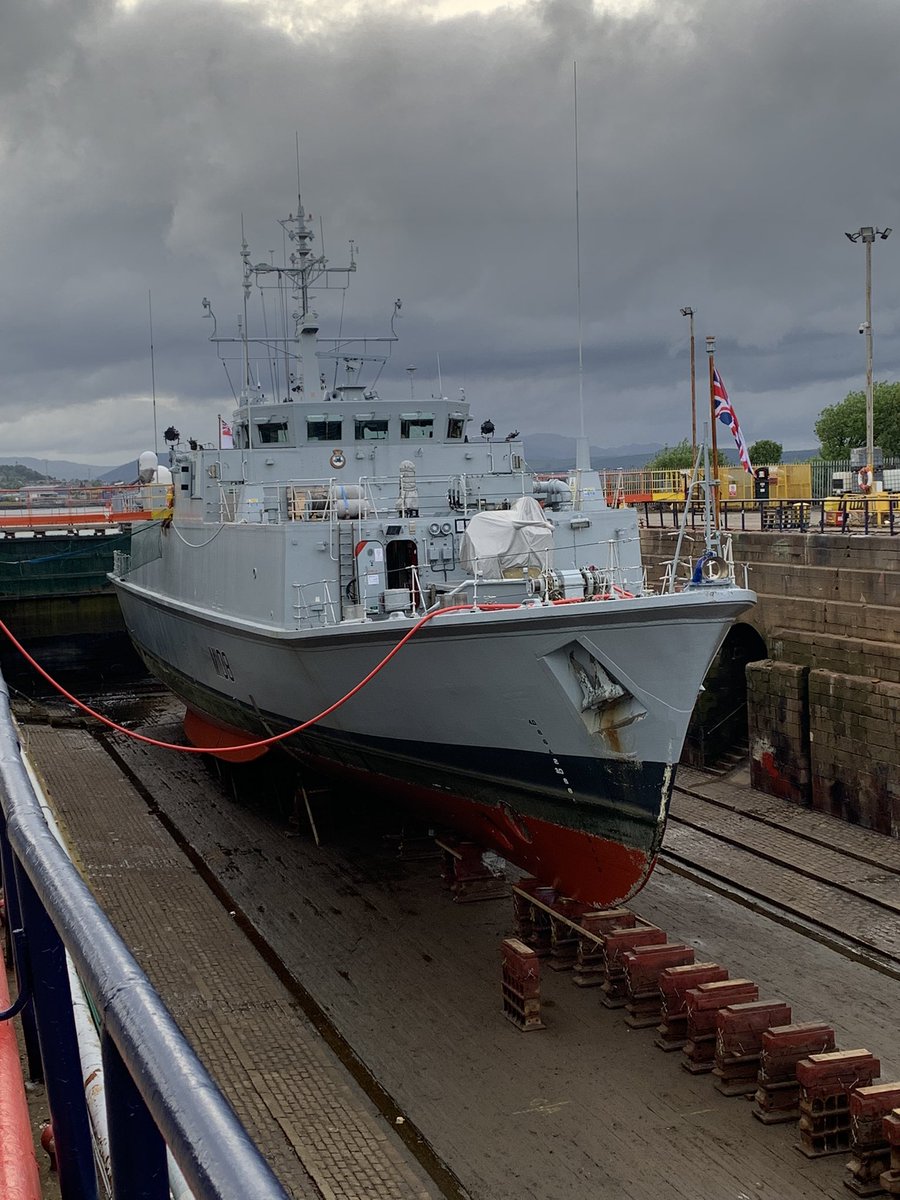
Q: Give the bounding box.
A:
[857,467,873,493]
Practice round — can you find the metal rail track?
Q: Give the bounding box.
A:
[662,781,900,981]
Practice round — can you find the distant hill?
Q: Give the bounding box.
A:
[0,463,49,489]
[0,442,823,485]
[0,456,135,483]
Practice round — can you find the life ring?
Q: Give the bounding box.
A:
[329,448,346,470]
[857,467,873,493]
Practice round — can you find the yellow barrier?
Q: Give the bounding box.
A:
[823,495,894,527]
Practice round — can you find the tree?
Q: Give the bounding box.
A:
[815,382,900,458]
[748,439,783,465]
[646,439,695,470]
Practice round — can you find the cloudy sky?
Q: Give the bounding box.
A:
[3,0,900,467]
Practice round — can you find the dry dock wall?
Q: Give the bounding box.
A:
[639,529,899,838]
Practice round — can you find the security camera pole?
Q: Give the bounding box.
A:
[706,335,719,523]
[680,307,696,456]
[845,226,892,482]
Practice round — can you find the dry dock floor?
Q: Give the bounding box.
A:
[18,712,900,1200]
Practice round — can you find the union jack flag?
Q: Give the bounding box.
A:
[713,369,752,474]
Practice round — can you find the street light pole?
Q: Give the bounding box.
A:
[680,307,696,456]
[845,226,891,481]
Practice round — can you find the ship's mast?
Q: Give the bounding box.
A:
[572,62,591,506]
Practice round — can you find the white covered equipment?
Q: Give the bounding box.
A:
[459,495,554,579]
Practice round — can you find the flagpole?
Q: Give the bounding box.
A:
[706,336,720,525]
[217,414,222,451]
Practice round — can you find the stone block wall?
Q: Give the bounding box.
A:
[747,661,810,804]
[809,671,900,837]
[640,527,899,837]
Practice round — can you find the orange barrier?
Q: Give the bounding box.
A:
[0,963,42,1200]
[0,485,155,533]
[0,509,116,530]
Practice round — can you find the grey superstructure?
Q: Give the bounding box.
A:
[112,198,755,905]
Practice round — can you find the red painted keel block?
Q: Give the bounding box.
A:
[511,879,541,939]
[845,1085,900,1196]
[622,944,695,1028]
[716,1000,794,1059]
[572,909,635,988]
[547,898,590,972]
[438,839,508,902]
[753,1022,837,1125]
[501,938,545,1032]
[851,1083,900,1147]
[599,926,667,1009]
[759,1022,838,1083]
[656,963,729,1050]
[685,980,759,1039]
[797,1050,881,1098]
[712,1000,792,1097]
[682,980,759,1074]
[880,1111,900,1196]
[795,1051,881,1159]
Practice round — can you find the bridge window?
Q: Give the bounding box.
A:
[258,421,289,444]
[306,417,342,442]
[447,416,465,440]
[355,418,389,440]
[401,414,434,440]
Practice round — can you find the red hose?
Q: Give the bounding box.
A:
[0,965,42,1200]
[0,593,616,757]
[0,605,516,755]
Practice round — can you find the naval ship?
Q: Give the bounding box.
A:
[111,195,755,905]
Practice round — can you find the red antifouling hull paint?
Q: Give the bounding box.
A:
[184,704,657,906]
[183,707,270,763]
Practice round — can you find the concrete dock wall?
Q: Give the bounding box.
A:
[640,528,899,838]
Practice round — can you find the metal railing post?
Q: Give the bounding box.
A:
[14,863,99,1200]
[102,1030,169,1200]
[0,812,42,1079]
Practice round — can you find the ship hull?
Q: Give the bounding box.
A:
[114,578,754,905]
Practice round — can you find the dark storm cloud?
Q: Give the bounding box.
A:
[2,0,900,462]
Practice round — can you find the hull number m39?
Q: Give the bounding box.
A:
[208,646,235,681]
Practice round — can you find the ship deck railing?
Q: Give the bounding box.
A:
[207,471,529,527]
[0,674,291,1200]
[291,579,342,628]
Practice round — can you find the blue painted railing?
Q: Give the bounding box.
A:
[0,676,290,1200]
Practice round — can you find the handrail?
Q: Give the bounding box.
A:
[0,675,290,1200]
[640,495,897,536]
